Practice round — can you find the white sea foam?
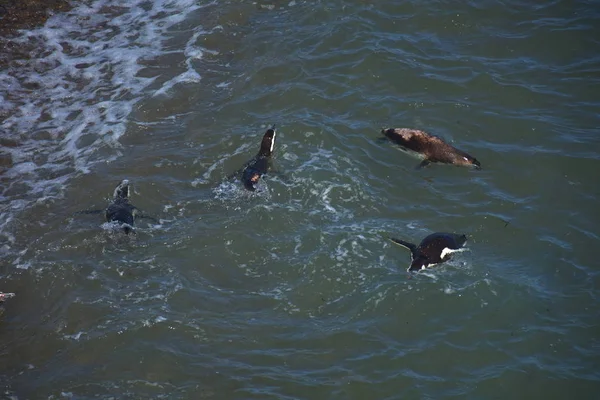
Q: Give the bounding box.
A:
[153,28,206,97]
[0,0,211,257]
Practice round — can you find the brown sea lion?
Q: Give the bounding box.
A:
[381,128,481,169]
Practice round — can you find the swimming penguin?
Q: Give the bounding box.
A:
[0,292,15,303]
[78,180,157,234]
[381,128,481,169]
[105,179,138,234]
[389,232,467,272]
[240,125,276,191]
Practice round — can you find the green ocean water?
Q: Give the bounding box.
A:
[1,0,599,398]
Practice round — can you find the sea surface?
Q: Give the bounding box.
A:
[1,0,599,398]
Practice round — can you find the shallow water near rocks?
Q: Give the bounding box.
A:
[1,0,599,398]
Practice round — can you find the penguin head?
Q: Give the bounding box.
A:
[113,179,130,201]
[259,127,276,157]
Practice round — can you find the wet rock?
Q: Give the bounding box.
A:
[0,0,72,35]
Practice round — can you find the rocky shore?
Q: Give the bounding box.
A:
[0,0,71,34]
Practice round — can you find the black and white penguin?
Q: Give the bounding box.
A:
[381,128,481,169]
[78,180,157,234]
[389,232,467,272]
[105,179,137,234]
[241,125,276,191]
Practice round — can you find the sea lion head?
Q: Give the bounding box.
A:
[455,153,481,169]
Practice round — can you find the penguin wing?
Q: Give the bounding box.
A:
[74,209,105,215]
[270,166,293,184]
[226,155,259,182]
[225,167,244,182]
[388,237,418,257]
[133,207,159,224]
